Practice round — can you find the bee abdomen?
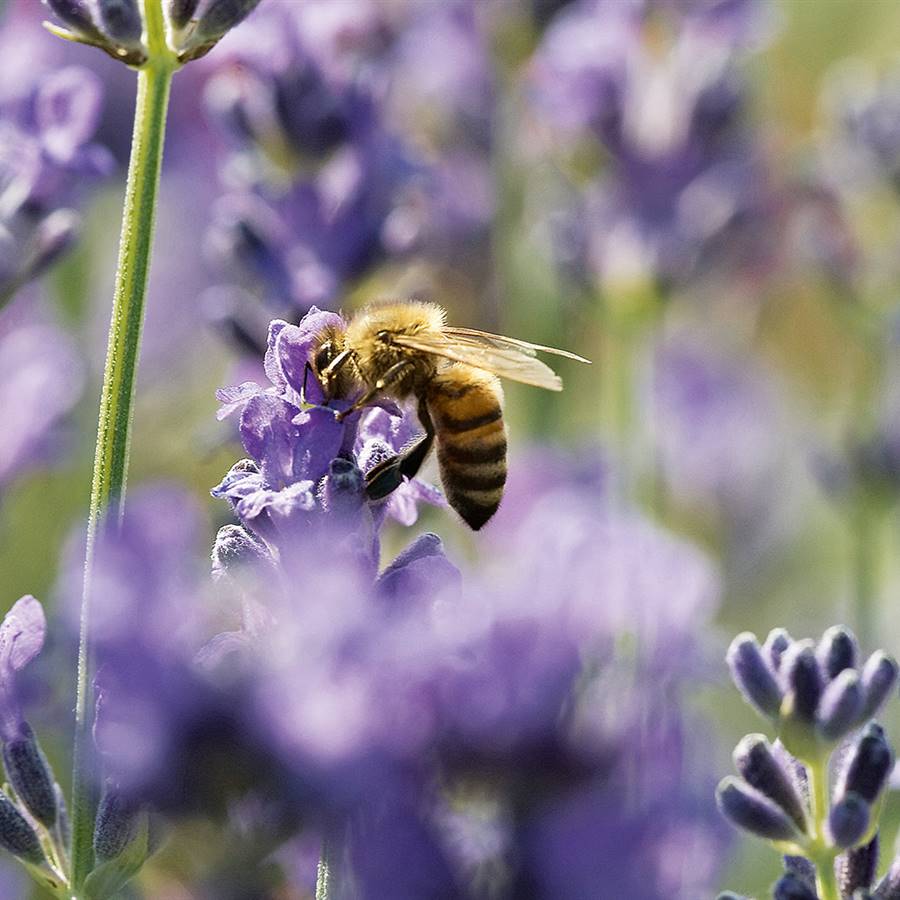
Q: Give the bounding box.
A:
[428,377,507,531]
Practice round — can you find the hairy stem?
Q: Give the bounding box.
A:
[70,1,176,890]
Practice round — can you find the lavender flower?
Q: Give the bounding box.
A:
[0,63,112,302]
[528,0,775,289]
[211,309,443,565]
[43,0,263,66]
[719,626,900,899]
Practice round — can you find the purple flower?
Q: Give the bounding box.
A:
[211,310,443,560]
[0,596,45,743]
[0,62,112,301]
[528,0,775,289]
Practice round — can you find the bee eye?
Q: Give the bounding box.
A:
[314,343,334,374]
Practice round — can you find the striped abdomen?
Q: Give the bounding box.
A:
[427,370,507,530]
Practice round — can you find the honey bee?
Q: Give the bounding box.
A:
[310,300,590,530]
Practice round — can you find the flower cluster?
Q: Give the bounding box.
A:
[211,306,443,570]
[718,625,900,899]
[200,1,495,357]
[0,60,111,303]
[528,0,774,292]
[43,0,262,66]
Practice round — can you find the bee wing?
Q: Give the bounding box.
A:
[391,331,567,391]
[443,327,592,364]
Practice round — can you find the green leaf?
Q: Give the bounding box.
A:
[82,813,150,900]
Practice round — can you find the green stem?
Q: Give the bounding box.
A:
[806,757,840,900]
[70,1,176,891]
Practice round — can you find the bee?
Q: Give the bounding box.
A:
[310,300,590,530]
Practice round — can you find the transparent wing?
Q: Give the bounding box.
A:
[443,327,592,363]
[391,327,588,391]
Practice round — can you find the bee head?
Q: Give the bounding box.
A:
[310,333,353,401]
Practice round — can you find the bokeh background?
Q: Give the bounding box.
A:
[5,0,900,896]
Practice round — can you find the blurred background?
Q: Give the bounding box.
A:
[5,0,900,895]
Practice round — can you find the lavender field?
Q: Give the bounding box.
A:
[2,1,900,898]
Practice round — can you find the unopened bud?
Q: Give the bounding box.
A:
[782,641,822,724]
[837,723,893,805]
[211,524,272,578]
[716,776,802,842]
[732,735,807,833]
[0,792,44,864]
[727,633,783,719]
[773,872,818,900]
[321,458,365,516]
[42,0,103,39]
[763,628,793,673]
[3,724,57,828]
[195,0,262,44]
[839,833,879,896]
[93,787,139,861]
[817,626,858,679]
[828,792,870,848]
[860,652,899,721]
[168,0,201,30]
[817,669,864,741]
[97,0,142,44]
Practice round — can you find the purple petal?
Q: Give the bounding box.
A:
[239,393,299,486]
[275,306,346,401]
[215,381,264,420]
[376,533,460,606]
[0,596,46,676]
[289,406,346,483]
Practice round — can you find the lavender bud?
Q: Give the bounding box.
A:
[837,723,894,805]
[764,628,794,673]
[817,669,864,741]
[194,0,261,44]
[773,872,818,900]
[97,0,142,44]
[2,724,57,828]
[860,652,899,721]
[0,792,45,864]
[828,792,871,848]
[732,735,808,833]
[874,858,900,898]
[784,855,817,888]
[716,777,802,842]
[782,641,823,724]
[93,787,139,861]
[727,633,783,719]
[717,894,752,899]
[817,626,858,679]
[839,834,879,896]
[321,458,365,516]
[211,524,272,578]
[168,0,201,30]
[42,0,102,38]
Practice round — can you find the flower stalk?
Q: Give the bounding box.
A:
[806,755,840,900]
[70,0,176,891]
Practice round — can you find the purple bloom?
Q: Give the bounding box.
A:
[0,596,45,743]
[0,62,112,301]
[528,0,775,289]
[211,310,443,561]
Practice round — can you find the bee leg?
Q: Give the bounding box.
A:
[365,400,435,500]
[335,361,413,423]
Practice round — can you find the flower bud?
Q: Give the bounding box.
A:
[717,894,751,900]
[763,628,793,673]
[716,776,802,842]
[211,524,272,578]
[97,0,142,44]
[828,792,870,849]
[727,633,783,719]
[195,0,262,44]
[2,723,57,828]
[839,833,879,896]
[837,723,894,805]
[860,651,899,721]
[0,792,44,864]
[782,641,822,724]
[168,0,201,30]
[42,0,103,39]
[817,626,858,679]
[93,787,139,861]
[732,735,807,833]
[321,458,365,517]
[773,872,818,900]
[817,669,864,741]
